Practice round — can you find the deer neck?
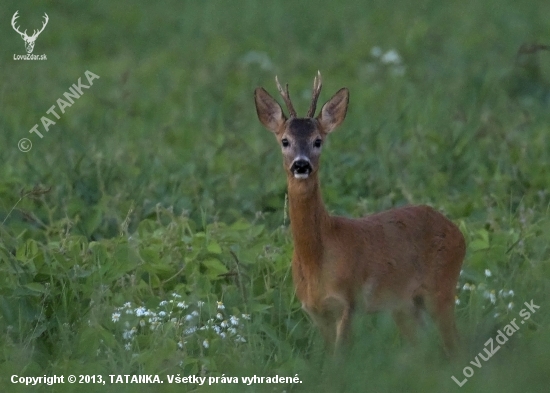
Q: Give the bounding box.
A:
[287,173,329,268]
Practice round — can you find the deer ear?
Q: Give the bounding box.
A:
[254,87,286,133]
[317,88,349,134]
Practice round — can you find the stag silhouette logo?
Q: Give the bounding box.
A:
[11,11,49,54]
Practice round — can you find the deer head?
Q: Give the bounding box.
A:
[11,11,49,54]
[254,71,349,180]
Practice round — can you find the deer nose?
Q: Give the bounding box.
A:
[290,159,312,178]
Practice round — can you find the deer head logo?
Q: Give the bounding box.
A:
[11,11,49,54]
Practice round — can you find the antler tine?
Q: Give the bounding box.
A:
[275,75,297,118]
[306,70,323,118]
[11,11,25,37]
[32,13,49,38]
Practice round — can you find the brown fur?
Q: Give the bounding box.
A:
[254,75,466,355]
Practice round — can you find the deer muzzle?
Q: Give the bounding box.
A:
[291,158,312,179]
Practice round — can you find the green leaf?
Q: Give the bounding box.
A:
[249,303,272,313]
[202,258,228,278]
[231,220,251,231]
[470,239,490,252]
[24,282,47,294]
[207,242,222,254]
[84,206,103,236]
[470,229,490,251]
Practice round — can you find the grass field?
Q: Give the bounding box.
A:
[1,0,550,392]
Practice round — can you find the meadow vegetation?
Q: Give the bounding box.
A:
[1,0,550,391]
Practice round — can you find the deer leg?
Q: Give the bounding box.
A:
[335,305,352,350]
[392,299,424,345]
[305,307,337,352]
[425,291,459,356]
[428,232,464,356]
[318,296,352,353]
[434,298,459,356]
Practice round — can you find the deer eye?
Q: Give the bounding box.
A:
[313,139,322,148]
[281,138,290,148]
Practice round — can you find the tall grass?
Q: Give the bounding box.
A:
[1,0,549,391]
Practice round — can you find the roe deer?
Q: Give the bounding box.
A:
[254,72,466,355]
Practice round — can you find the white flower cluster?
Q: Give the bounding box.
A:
[369,46,406,76]
[455,269,515,317]
[111,293,251,352]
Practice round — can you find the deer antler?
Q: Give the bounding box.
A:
[306,71,323,117]
[275,76,297,118]
[11,11,26,38]
[11,11,48,39]
[32,13,49,39]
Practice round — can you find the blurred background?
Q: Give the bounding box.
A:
[1,0,549,392]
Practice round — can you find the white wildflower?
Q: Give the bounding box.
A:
[122,328,136,340]
[217,301,225,310]
[159,311,166,317]
[112,312,121,322]
[123,302,132,308]
[242,314,250,320]
[177,301,188,309]
[150,322,160,331]
[184,326,197,335]
[381,49,401,64]
[125,343,132,351]
[197,301,205,307]
[235,335,246,343]
[135,307,147,317]
[202,339,209,348]
[500,289,515,298]
[221,320,228,328]
[216,313,223,320]
[230,315,239,326]
[159,300,168,306]
[489,291,496,304]
[485,269,492,277]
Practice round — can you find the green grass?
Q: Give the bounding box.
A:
[1,0,550,391]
